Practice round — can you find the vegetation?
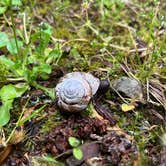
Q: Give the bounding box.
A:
[0,0,165,165]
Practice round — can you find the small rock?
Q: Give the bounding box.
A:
[112,77,143,99]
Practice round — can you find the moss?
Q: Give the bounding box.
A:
[41,111,63,134]
[53,27,74,40]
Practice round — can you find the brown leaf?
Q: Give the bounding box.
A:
[0,145,13,165]
[9,127,25,145]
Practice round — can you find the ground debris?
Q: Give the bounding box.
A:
[66,142,100,166]
[93,97,116,126]
[101,131,138,165]
[66,131,138,166]
[0,145,13,165]
[5,149,29,166]
[42,115,108,156]
[160,146,166,166]
[1,0,165,165]
[83,157,104,166]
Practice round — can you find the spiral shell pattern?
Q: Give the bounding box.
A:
[55,72,100,112]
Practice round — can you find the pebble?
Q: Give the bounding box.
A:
[112,76,143,99]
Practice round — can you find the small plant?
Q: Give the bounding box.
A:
[68,136,83,160]
[0,0,22,15]
[0,83,29,127]
[0,1,63,127]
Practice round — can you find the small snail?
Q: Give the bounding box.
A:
[55,72,100,112]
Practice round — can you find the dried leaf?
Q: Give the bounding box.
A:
[0,145,13,165]
[121,103,135,112]
[9,127,25,144]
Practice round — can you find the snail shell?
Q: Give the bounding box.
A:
[55,72,100,112]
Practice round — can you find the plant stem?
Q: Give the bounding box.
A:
[32,81,55,100]
[11,11,20,60]
[5,99,29,144]
[23,12,29,44]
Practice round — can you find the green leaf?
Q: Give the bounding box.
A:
[36,64,52,74]
[31,26,51,55]
[14,83,29,97]
[0,6,7,14]
[73,148,83,160]
[46,49,62,64]
[0,0,10,14]
[24,69,37,83]
[32,82,55,100]
[18,105,46,126]
[41,87,55,100]
[11,0,22,6]
[32,64,51,80]
[69,137,80,147]
[37,32,50,55]
[7,38,23,55]
[0,84,29,101]
[0,84,29,127]
[0,84,17,101]
[0,32,9,47]
[39,22,52,35]
[0,55,15,69]
[0,100,13,127]
[0,0,10,5]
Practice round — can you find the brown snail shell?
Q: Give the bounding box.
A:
[55,72,100,112]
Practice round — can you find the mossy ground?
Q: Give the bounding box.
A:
[0,0,166,165]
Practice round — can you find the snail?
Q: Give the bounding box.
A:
[55,72,100,112]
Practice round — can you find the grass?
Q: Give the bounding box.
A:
[0,0,165,165]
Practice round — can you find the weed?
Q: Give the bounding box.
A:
[0,2,62,127]
[0,0,165,164]
[68,136,83,160]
